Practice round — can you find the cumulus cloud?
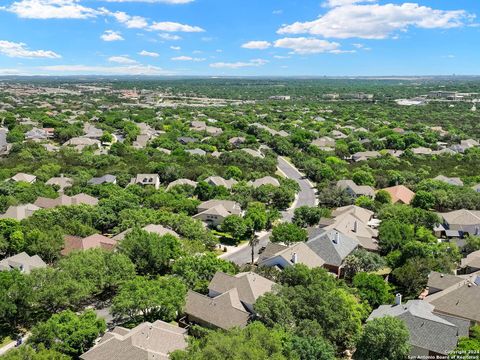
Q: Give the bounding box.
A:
[274,37,341,54]
[171,55,205,61]
[139,50,159,57]
[278,2,474,39]
[241,41,272,50]
[150,21,205,32]
[101,30,124,41]
[159,33,182,41]
[109,11,148,29]
[210,58,268,69]
[4,0,99,19]
[0,40,61,58]
[170,46,181,50]
[39,64,171,75]
[108,55,137,64]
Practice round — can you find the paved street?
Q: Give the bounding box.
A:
[224,156,316,265]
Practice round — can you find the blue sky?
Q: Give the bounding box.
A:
[0,0,478,76]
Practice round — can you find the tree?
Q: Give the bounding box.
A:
[291,335,336,360]
[1,345,70,360]
[28,310,105,357]
[271,223,307,245]
[221,215,249,243]
[411,190,435,210]
[170,322,291,360]
[112,276,186,324]
[0,270,31,331]
[378,220,414,255]
[225,166,242,180]
[293,206,329,228]
[352,272,394,308]
[354,316,410,360]
[343,249,386,281]
[244,202,268,231]
[355,196,375,211]
[172,253,237,293]
[374,190,391,205]
[464,235,480,254]
[119,229,182,275]
[352,170,375,187]
[452,325,480,355]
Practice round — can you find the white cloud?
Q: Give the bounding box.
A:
[278,2,474,39]
[108,55,137,64]
[101,30,124,41]
[104,0,193,3]
[139,50,159,57]
[0,40,61,58]
[150,21,205,32]
[171,56,205,61]
[39,64,171,75]
[159,33,182,41]
[272,9,283,15]
[109,11,148,29]
[170,46,181,50]
[241,41,272,50]
[323,0,375,7]
[274,37,341,54]
[210,59,268,69]
[4,0,99,19]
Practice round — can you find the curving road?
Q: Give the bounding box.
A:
[224,156,317,266]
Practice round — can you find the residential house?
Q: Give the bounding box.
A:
[62,234,117,256]
[193,200,242,226]
[83,123,103,139]
[88,174,117,185]
[248,176,280,188]
[177,137,197,145]
[186,148,207,156]
[331,130,347,139]
[112,224,180,242]
[438,209,480,237]
[130,174,160,190]
[0,203,40,221]
[336,180,375,198]
[434,175,464,187]
[166,179,198,190]
[427,272,466,295]
[63,137,100,151]
[311,136,335,151]
[80,320,188,360]
[241,148,263,158]
[460,251,480,274]
[258,242,325,269]
[0,252,47,274]
[9,173,36,184]
[25,127,50,141]
[352,151,381,162]
[380,185,415,205]
[204,176,237,189]
[331,205,374,224]
[228,137,246,147]
[46,175,74,192]
[0,128,11,156]
[34,193,99,209]
[411,147,433,155]
[369,299,470,358]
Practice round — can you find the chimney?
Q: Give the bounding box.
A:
[333,232,340,244]
[395,293,402,306]
[291,252,298,264]
[353,220,358,233]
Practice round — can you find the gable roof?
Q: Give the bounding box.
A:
[10,173,36,183]
[80,320,187,360]
[0,203,40,221]
[46,176,73,190]
[434,175,464,186]
[0,252,47,273]
[307,229,358,267]
[258,242,325,269]
[427,271,464,291]
[331,205,374,224]
[368,300,469,356]
[197,200,241,215]
[208,272,276,306]
[88,175,117,185]
[185,289,250,330]
[336,180,375,197]
[62,234,117,256]
[204,176,237,189]
[248,176,280,188]
[166,179,197,190]
[380,185,415,204]
[461,250,480,269]
[440,209,480,227]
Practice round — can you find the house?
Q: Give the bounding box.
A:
[336,180,375,198]
[369,299,470,358]
[461,139,479,148]
[472,184,480,193]
[34,193,99,209]
[248,176,280,188]
[311,136,335,150]
[434,175,464,187]
[204,176,237,189]
[380,185,415,205]
[258,242,325,269]
[88,175,117,185]
[241,148,263,158]
[228,137,246,147]
[25,127,50,141]
[331,130,347,139]
[0,204,40,221]
[177,137,197,145]
[186,148,207,156]
[438,209,480,237]
[46,175,74,192]
[426,272,466,295]
[193,200,242,226]
[460,251,480,274]
[63,137,100,151]
[184,289,250,330]
[411,147,433,155]
[0,252,47,274]
[208,272,275,313]
[62,234,117,256]
[0,128,11,156]
[130,174,160,190]
[166,179,197,190]
[352,151,381,162]
[80,320,188,360]
[112,224,179,241]
[83,123,103,139]
[9,173,36,184]
[424,277,480,323]
[307,229,358,275]
[331,205,374,224]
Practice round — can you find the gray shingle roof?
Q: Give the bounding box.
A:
[0,252,47,274]
[306,229,358,267]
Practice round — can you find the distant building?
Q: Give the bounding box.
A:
[130,174,160,190]
[0,252,47,274]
